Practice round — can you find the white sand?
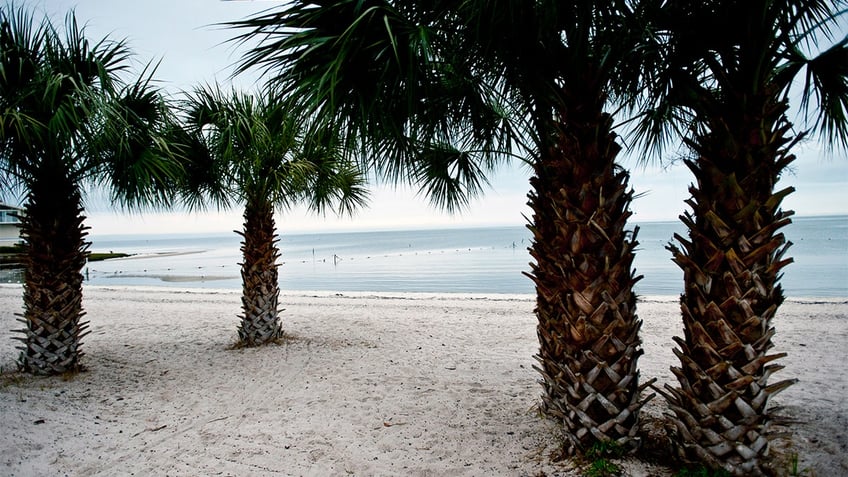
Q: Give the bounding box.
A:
[0,285,845,476]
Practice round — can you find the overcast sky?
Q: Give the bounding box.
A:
[16,0,848,235]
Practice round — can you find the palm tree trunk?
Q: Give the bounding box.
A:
[16,172,89,375]
[660,92,798,476]
[527,90,652,454]
[237,199,282,346]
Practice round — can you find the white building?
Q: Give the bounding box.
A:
[0,203,23,246]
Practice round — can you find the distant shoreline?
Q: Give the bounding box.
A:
[84,213,848,240]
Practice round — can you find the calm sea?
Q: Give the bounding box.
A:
[2,216,846,298]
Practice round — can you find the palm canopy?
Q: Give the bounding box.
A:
[634,0,848,156]
[178,84,368,216]
[228,0,652,209]
[0,5,181,208]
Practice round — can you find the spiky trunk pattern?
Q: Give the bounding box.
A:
[660,92,798,476]
[237,200,282,346]
[526,93,652,454]
[16,172,90,375]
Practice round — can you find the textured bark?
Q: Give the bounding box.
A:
[16,172,90,375]
[237,200,282,346]
[527,89,652,454]
[659,92,798,476]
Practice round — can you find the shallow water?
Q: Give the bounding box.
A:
[2,215,845,298]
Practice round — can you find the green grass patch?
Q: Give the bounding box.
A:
[583,458,621,477]
[1,248,130,268]
[0,244,24,254]
[88,252,130,261]
[582,441,625,477]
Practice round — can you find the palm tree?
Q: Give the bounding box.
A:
[179,85,367,347]
[638,1,847,474]
[229,0,656,453]
[0,6,182,375]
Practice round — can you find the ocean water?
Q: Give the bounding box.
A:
[2,216,846,298]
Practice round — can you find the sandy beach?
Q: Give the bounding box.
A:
[0,284,845,476]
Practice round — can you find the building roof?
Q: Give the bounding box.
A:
[0,202,23,211]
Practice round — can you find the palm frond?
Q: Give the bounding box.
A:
[0,3,172,200]
[409,141,492,213]
[800,36,848,150]
[83,66,184,209]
